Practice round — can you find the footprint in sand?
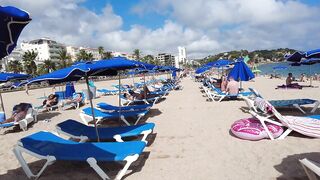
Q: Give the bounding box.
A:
[156,155,170,159]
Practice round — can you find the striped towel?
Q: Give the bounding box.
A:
[284,116,320,138]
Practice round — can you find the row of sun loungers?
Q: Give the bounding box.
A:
[11,78,182,179]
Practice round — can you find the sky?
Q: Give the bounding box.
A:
[1,0,320,58]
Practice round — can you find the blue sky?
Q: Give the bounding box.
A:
[80,0,320,31]
[80,0,167,30]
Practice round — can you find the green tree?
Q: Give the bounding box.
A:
[142,55,154,64]
[58,49,72,69]
[76,49,94,61]
[7,60,23,73]
[98,46,104,59]
[133,49,141,60]
[103,51,113,59]
[22,50,37,75]
[43,59,56,73]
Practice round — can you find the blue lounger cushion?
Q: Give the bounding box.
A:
[56,119,155,141]
[0,122,14,128]
[82,107,148,119]
[20,131,146,161]
[269,99,316,107]
[97,103,152,112]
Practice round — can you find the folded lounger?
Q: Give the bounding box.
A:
[248,97,320,140]
[80,107,149,126]
[56,119,155,143]
[299,158,320,180]
[248,88,319,114]
[0,108,37,131]
[97,103,152,112]
[13,131,146,180]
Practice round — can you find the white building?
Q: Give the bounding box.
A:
[20,37,66,64]
[176,46,187,68]
[112,51,135,60]
[1,48,23,71]
[66,46,80,61]
[156,53,175,66]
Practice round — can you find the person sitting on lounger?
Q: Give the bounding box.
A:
[42,94,58,110]
[220,75,228,92]
[0,103,31,124]
[226,76,239,96]
[59,93,83,109]
[124,85,159,100]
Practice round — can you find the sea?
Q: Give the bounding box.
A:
[257,62,320,77]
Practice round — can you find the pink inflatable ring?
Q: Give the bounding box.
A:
[231,118,283,140]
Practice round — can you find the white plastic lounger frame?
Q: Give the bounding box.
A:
[79,111,146,126]
[55,125,153,144]
[249,88,320,114]
[300,158,320,180]
[121,96,159,106]
[13,141,139,180]
[1,108,38,131]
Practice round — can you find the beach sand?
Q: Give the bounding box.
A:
[0,76,320,180]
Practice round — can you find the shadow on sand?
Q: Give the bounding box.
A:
[0,152,151,180]
[274,152,320,180]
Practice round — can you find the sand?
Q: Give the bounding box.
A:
[0,75,320,180]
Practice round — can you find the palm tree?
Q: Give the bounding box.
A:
[103,51,113,59]
[58,49,71,69]
[7,60,23,73]
[142,55,154,63]
[87,52,94,61]
[22,50,37,76]
[98,46,104,59]
[76,49,94,62]
[43,59,56,73]
[133,49,141,60]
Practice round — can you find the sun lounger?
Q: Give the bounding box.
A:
[97,102,152,112]
[0,107,37,131]
[13,131,146,180]
[299,158,320,180]
[97,88,119,95]
[80,107,149,126]
[248,88,319,114]
[247,96,320,140]
[60,92,85,110]
[209,84,253,102]
[120,94,160,106]
[56,119,155,143]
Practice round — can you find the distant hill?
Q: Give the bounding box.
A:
[199,48,296,65]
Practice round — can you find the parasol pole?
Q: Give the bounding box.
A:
[118,71,122,123]
[309,65,312,87]
[0,92,5,114]
[85,75,100,142]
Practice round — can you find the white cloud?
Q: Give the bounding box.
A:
[1,0,320,58]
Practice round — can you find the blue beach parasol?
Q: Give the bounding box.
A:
[0,72,30,82]
[0,6,31,113]
[0,6,31,59]
[228,58,255,88]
